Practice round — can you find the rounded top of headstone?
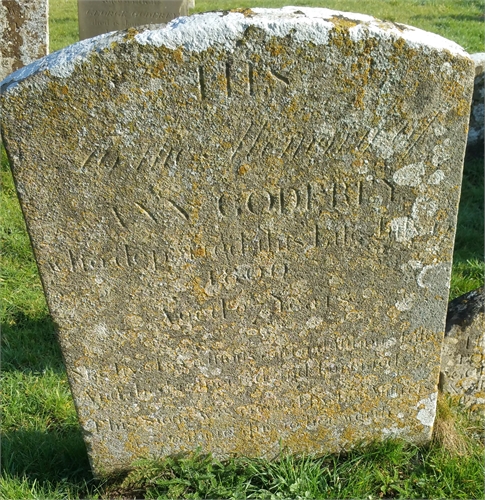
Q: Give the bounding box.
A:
[0,6,470,93]
[135,7,468,55]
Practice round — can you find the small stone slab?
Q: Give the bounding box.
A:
[78,0,189,40]
[441,287,485,411]
[0,0,48,81]
[0,8,474,475]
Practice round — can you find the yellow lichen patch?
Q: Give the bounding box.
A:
[342,426,356,443]
[330,31,354,55]
[173,47,184,64]
[124,27,140,41]
[330,16,358,30]
[238,164,250,175]
[444,82,473,117]
[393,37,406,52]
[265,38,285,57]
[230,8,254,17]
[193,246,206,257]
[149,62,167,78]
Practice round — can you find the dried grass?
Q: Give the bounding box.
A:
[432,392,483,456]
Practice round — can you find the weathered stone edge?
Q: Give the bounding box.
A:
[0,6,470,94]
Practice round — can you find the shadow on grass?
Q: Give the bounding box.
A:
[1,314,97,496]
[1,427,94,490]
[453,152,484,261]
[449,152,484,298]
[413,14,484,22]
[1,313,65,374]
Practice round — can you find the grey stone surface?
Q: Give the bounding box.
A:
[78,0,188,40]
[0,0,48,81]
[0,8,474,476]
[440,287,485,411]
[467,53,485,153]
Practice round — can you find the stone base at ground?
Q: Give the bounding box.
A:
[440,287,485,411]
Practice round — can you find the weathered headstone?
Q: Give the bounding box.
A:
[440,287,485,411]
[467,53,485,155]
[0,0,48,81]
[0,8,475,475]
[78,0,188,40]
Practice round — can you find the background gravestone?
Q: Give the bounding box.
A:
[0,0,48,81]
[0,8,474,476]
[441,287,485,411]
[467,53,485,155]
[78,0,189,40]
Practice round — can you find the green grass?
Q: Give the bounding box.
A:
[193,0,485,53]
[105,427,484,499]
[49,0,80,52]
[450,153,485,299]
[2,1,484,498]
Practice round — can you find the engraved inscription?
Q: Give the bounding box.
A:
[134,202,159,223]
[47,210,394,273]
[80,115,441,188]
[198,65,206,99]
[216,181,394,218]
[198,59,290,100]
[59,245,171,273]
[109,198,190,229]
[208,262,289,287]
